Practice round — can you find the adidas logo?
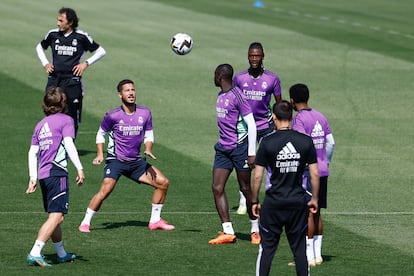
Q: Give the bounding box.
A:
[39,122,52,139]
[243,82,249,87]
[311,121,325,137]
[55,39,60,44]
[277,142,300,160]
[276,142,300,173]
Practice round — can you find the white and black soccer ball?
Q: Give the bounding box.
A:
[170,33,193,55]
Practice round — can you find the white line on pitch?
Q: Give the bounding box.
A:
[0,211,413,215]
[272,8,413,40]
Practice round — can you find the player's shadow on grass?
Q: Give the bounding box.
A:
[320,255,334,263]
[98,220,203,232]
[99,220,148,230]
[77,149,96,156]
[235,232,251,242]
[44,253,88,264]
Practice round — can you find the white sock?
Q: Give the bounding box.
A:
[53,241,67,258]
[250,219,259,233]
[314,235,323,258]
[150,204,163,223]
[222,222,235,235]
[239,191,246,206]
[81,208,96,226]
[30,240,45,257]
[306,237,315,261]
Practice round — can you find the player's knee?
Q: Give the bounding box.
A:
[211,184,224,196]
[49,213,64,224]
[240,186,249,193]
[151,173,169,190]
[158,177,169,190]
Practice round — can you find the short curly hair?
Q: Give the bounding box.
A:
[289,83,310,103]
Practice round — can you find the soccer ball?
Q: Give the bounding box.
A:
[170,33,193,55]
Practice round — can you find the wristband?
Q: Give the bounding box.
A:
[251,201,259,205]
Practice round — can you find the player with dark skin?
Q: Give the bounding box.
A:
[212,69,256,223]
[247,44,281,104]
[234,42,282,215]
[249,47,268,79]
[209,64,259,244]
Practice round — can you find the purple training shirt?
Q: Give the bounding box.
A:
[292,108,332,176]
[216,86,252,150]
[101,105,153,162]
[233,69,281,131]
[31,113,75,179]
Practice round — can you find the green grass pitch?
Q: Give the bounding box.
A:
[0,0,413,275]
